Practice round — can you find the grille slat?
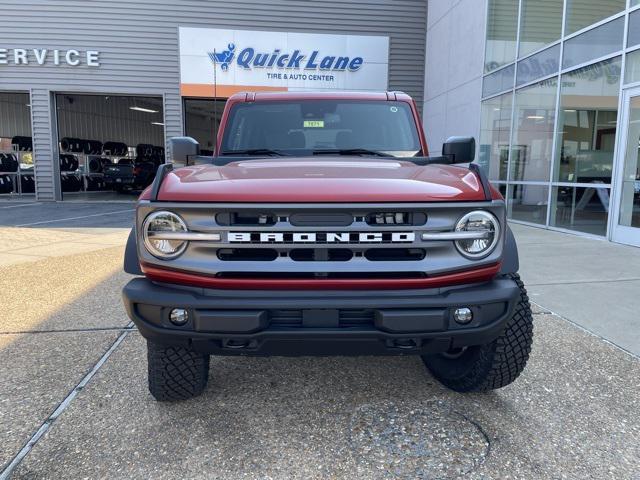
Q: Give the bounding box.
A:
[269,309,375,326]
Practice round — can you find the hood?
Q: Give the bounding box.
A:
[155,158,486,202]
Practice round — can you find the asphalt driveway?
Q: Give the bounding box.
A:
[0,203,638,479]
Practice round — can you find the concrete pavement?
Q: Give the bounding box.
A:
[512,223,640,356]
[0,203,638,479]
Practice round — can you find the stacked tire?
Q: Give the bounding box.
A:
[11,136,32,152]
[60,137,85,153]
[59,154,79,172]
[103,141,128,156]
[0,175,13,194]
[21,174,36,193]
[60,174,82,192]
[84,175,106,191]
[83,140,103,155]
[0,153,19,173]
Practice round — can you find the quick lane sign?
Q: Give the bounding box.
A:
[179,27,389,96]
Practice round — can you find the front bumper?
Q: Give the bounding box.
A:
[123,277,521,356]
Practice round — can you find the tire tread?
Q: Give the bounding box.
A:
[423,274,534,392]
[147,341,210,401]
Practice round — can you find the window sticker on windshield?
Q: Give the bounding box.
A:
[390,106,398,113]
[303,120,324,128]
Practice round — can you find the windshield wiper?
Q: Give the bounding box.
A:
[221,149,289,157]
[312,148,393,158]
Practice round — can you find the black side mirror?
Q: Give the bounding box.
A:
[169,137,200,166]
[442,136,475,164]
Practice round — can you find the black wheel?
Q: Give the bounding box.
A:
[147,340,210,401]
[422,274,533,392]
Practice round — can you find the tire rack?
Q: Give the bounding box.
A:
[0,145,35,196]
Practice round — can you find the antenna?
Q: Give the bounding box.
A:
[213,48,218,157]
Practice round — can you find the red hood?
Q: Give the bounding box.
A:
[155,158,487,202]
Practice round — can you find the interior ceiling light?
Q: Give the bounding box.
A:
[151,122,165,126]
[130,106,158,113]
[527,115,544,120]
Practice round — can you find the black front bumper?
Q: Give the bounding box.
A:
[123,277,520,356]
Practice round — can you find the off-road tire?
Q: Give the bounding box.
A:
[422,274,533,392]
[147,340,210,401]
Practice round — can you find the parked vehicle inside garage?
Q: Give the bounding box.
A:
[122,91,534,401]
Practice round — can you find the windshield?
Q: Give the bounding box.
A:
[220,100,422,157]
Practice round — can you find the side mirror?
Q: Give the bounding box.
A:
[442,136,475,164]
[169,136,200,166]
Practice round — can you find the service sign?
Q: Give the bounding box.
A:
[178,27,389,97]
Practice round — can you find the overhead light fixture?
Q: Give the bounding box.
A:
[130,106,158,113]
[151,122,165,126]
[564,109,577,113]
[527,115,544,120]
[26,103,31,107]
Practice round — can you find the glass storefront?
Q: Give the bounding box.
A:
[481,0,640,244]
[565,0,625,35]
[484,0,519,73]
[510,78,557,182]
[518,0,563,58]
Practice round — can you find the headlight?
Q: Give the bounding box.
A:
[454,210,500,259]
[142,211,188,259]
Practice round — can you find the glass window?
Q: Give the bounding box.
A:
[485,0,519,73]
[562,17,624,69]
[625,49,640,85]
[516,44,560,86]
[551,185,610,235]
[617,96,640,229]
[565,0,625,35]
[554,57,622,184]
[479,93,513,181]
[509,184,549,224]
[510,78,557,181]
[220,101,422,157]
[518,0,563,58]
[483,64,515,97]
[629,9,640,48]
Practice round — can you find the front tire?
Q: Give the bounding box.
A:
[422,274,533,392]
[147,340,210,401]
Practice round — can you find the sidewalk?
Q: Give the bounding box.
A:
[511,223,640,356]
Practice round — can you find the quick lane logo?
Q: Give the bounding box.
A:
[208,42,364,72]
[228,232,415,243]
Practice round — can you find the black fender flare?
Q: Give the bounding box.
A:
[500,225,520,275]
[124,227,143,275]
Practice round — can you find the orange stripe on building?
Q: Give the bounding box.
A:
[181,83,288,98]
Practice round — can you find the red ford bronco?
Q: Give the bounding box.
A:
[123,91,533,401]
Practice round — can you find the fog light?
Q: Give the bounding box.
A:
[454,307,473,324]
[169,308,189,326]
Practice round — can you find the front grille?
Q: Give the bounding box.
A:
[365,248,426,262]
[269,309,375,327]
[140,202,505,283]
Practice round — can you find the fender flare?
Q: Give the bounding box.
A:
[500,225,520,275]
[124,227,143,275]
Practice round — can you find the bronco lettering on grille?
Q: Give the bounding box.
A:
[227,232,416,243]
